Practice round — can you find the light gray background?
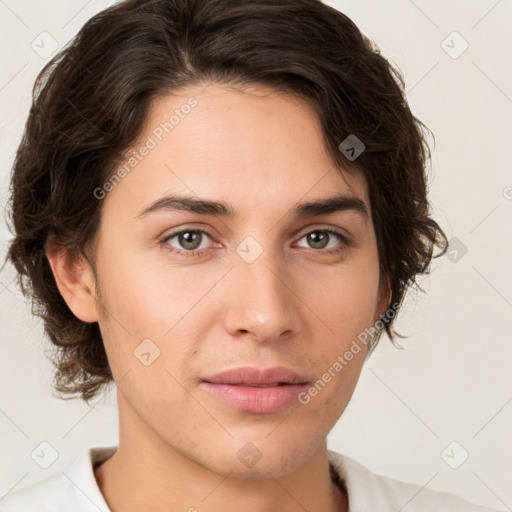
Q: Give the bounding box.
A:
[0,0,511,510]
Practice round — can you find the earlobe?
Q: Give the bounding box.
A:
[45,240,99,323]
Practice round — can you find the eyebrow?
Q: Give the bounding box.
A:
[136,192,369,219]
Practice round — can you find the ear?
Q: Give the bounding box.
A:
[374,274,392,323]
[45,238,99,323]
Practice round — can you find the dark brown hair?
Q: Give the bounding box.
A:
[5,0,448,402]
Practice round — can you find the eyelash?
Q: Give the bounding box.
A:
[160,228,351,257]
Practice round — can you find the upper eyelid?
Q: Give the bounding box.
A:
[295,225,349,239]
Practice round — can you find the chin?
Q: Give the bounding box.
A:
[198,436,317,480]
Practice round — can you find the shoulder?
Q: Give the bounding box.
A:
[0,471,74,512]
[327,449,501,512]
[0,446,116,512]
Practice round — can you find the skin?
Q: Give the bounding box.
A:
[47,82,390,512]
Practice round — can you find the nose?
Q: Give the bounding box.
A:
[222,250,303,344]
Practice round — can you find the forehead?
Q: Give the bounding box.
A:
[106,82,370,220]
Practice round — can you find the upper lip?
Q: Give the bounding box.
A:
[202,366,309,386]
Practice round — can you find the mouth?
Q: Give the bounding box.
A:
[201,366,310,414]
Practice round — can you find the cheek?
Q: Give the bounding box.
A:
[94,248,223,379]
[96,245,211,334]
[305,254,380,337]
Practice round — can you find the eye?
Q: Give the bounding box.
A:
[162,229,214,256]
[295,229,349,254]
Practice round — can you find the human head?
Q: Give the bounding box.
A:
[5,0,447,405]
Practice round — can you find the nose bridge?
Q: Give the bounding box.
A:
[224,238,300,342]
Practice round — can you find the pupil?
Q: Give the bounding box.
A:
[308,231,327,249]
[180,231,201,250]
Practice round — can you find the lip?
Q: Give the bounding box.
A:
[201,366,310,414]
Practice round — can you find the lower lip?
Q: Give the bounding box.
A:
[201,382,309,414]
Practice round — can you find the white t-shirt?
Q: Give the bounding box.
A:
[0,445,501,511]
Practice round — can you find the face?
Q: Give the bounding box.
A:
[88,83,389,478]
